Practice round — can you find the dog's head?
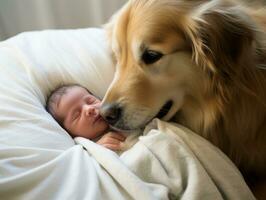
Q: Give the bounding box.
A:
[100,0,256,131]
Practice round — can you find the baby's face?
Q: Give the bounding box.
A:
[54,86,109,139]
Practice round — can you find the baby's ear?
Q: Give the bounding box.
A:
[185,2,255,75]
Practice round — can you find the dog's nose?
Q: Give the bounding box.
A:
[100,103,122,125]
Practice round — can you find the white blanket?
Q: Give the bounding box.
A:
[77,119,255,200]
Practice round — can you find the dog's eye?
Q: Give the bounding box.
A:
[142,50,163,64]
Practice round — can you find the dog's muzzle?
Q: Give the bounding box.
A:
[100,100,173,130]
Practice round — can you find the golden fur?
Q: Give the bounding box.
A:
[101,0,266,198]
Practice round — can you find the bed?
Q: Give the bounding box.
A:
[0,28,255,200]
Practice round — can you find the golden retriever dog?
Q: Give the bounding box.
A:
[100,0,266,198]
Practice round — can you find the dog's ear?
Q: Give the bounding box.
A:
[185,3,255,76]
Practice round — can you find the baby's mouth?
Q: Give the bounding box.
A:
[93,115,102,124]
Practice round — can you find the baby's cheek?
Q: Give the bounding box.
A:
[72,124,87,138]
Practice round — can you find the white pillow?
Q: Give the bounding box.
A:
[0,28,115,150]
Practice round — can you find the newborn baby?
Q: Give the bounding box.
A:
[46,84,139,152]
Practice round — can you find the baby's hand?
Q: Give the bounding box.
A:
[96,132,126,151]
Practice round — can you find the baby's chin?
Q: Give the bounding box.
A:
[99,121,110,133]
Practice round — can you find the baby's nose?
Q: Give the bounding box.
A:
[84,105,98,116]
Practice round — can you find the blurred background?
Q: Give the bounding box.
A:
[0,0,126,41]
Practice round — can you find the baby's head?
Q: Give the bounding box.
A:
[46,84,109,139]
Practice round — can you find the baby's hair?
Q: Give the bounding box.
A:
[46,83,91,124]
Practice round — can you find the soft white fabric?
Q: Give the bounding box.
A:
[0,28,255,199]
[77,119,255,200]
